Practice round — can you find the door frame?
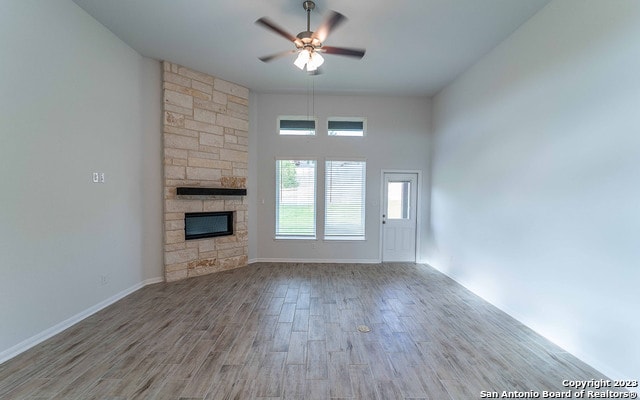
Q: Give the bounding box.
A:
[379,169,422,263]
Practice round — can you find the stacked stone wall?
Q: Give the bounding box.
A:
[162,62,249,281]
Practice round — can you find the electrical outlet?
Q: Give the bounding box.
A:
[92,172,105,183]
[100,275,109,285]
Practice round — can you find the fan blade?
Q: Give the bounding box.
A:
[259,50,297,63]
[321,46,366,59]
[255,17,298,43]
[312,11,346,43]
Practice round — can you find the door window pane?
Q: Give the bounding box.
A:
[387,181,410,220]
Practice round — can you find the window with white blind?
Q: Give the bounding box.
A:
[324,160,366,240]
[275,159,316,238]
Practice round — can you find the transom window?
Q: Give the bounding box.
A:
[328,118,365,137]
[278,117,317,136]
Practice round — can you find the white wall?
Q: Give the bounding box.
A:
[429,0,640,380]
[0,0,163,360]
[251,93,431,263]
[248,92,259,261]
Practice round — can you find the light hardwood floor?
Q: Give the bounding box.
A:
[0,263,609,399]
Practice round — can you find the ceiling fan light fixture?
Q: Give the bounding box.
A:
[294,49,323,72]
[294,49,310,69]
[310,51,324,68]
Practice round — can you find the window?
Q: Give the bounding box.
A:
[328,118,365,137]
[279,117,316,136]
[387,181,411,219]
[325,160,366,240]
[276,160,316,238]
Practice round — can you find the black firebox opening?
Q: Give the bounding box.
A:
[184,211,233,240]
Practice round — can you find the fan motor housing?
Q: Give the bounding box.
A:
[296,31,322,49]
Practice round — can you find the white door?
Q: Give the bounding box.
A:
[382,173,417,262]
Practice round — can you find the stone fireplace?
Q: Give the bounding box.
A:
[162,62,248,282]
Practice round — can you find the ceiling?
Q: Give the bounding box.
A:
[72,0,551,96]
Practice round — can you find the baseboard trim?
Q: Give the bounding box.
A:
[0,276,164,365]
[249,258,381,264]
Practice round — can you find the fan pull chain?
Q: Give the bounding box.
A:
[305,73,315,123]
[307,75,310,121]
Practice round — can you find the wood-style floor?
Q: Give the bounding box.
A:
[0,262,608,399]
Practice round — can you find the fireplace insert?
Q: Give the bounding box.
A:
[184,211,233,240]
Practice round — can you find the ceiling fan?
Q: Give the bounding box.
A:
[256,0,366,73]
